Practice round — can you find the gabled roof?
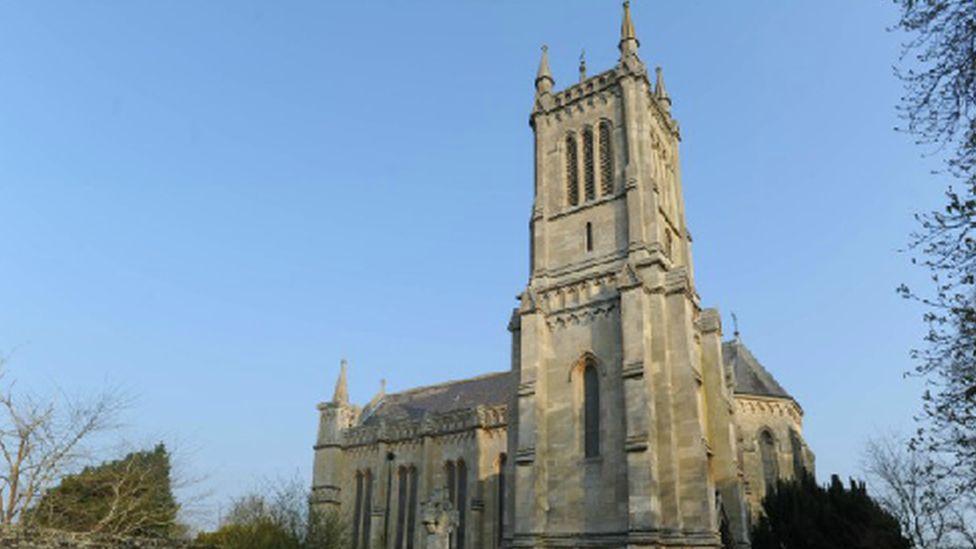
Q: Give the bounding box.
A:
[722,339,793,400]
[362,371,515,426]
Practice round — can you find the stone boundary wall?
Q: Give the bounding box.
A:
[0,528,213,549]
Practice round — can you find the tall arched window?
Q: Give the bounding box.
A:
[583,362,600,458]
[759,430,778,494]
[599,121,613,195]
[790,430,805,479]
[497,454,506,549]
[566,135,579,206]
[352,472,364,549]
[583,128,596,201]
[406,466,418,549]
[457,460,468,549]
[395,467,408,549]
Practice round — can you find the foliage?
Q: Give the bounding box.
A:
[23,443,179,537]
[894,0,976,491]
[863,434,976,548]
[0,355,125,525]
[750,473,910,549]
[196,478,347,549]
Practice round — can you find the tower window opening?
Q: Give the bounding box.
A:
[665,229,673,260]
[599,121,613,195]
[583,128,596,201]
[583,362,600,457]
[566,136,579,206]
[585,222,593,252]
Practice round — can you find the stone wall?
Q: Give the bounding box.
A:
[0,528,212,549]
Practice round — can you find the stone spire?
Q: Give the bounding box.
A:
[535,45,554,94]
[578,49,587,82]
[331,359,349,405]
[655,66,671,111]
[619,1,640,58]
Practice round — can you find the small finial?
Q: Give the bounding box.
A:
[536,44,554,94]
[731,313,741,341]
[579,49,587,82]
[655,66,671,111]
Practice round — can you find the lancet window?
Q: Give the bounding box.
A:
[352,470,373,549]
[394,465,419,549]
[583,362,600,457]
[759,430,779,494]
[444,459,468,549]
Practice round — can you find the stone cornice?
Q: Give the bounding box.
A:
[734,394,804,425]
[341,405,507,449]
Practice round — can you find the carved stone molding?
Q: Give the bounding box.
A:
[545,299,617,329]
[625,434,648,452]
[515,446,535,465]
[622,361,644,379]
[697,308,721,334]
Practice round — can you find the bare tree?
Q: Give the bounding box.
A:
[864,434,976,549]
[894,0,976,492]
[0,354,125,525]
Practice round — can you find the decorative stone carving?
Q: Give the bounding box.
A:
[422,488,459,549]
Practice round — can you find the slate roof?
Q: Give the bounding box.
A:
[722,339,792,400]
[361,339,791,426]
[362,371,515,425]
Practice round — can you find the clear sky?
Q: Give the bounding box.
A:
[0,0,941,529]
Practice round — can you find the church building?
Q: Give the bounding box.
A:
[311,5,814,549]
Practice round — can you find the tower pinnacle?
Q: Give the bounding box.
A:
[579,49,587,82]
[535,45,554,94]
[655,66,671,111]
[619,1,640,57]
[331,359,349,405]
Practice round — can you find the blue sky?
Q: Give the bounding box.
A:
[0,1,940,528]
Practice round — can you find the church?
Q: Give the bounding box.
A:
[311,4,814,549]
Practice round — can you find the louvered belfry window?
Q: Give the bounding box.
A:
[599,121,613,195]
[583,128,596,201]
[566,135,579,206]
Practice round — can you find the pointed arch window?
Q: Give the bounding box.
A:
[599,121,613,195]
[759,430,778,494]
[583,128,596,201]
[497,454,507,549]
[583,362,600,458]
[566,135,579,206]
[352,469,373,549]
[352,472,363,549]
[444,460,467,549]
[790,430,806,479]
[395,467,408,549]
[362,470,373,548]
[457,460,468,549]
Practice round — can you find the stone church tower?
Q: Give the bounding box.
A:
[310,5,815,549]
[506,3,749,547]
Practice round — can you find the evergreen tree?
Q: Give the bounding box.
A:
[24,443,179,537]
[751,473,909,549]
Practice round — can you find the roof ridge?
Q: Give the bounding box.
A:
[383,370,512,400]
